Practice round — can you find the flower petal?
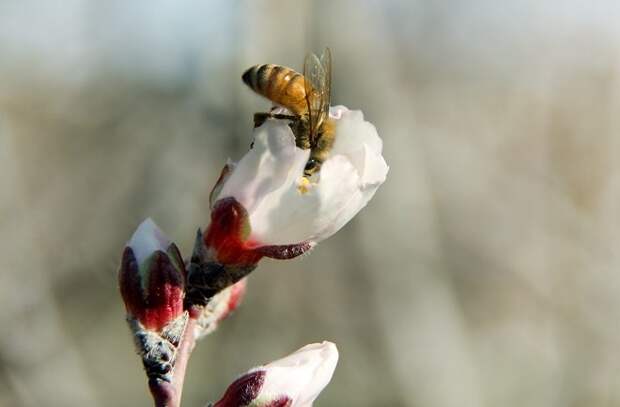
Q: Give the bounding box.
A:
[330,106,387,185]
[243,155,350,244]
[128,218,170,266]
[259,341,339,407]
[210,160,236,209]
[249,154,374,244]
[216,120,309,215]
[357,143,389,187]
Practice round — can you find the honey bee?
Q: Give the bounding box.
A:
[241,48,334,176]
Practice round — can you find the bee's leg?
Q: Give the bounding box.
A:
[253,112,271,128]
[253,112,297,128]
[270,113,297,120]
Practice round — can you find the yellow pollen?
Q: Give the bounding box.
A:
[297,177,312,194]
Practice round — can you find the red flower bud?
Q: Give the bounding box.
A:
[119,219,185,331]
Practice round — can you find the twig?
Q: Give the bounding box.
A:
[149,317,198,407]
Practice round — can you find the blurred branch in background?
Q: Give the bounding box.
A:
[1,1,620,406]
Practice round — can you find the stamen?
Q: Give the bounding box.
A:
[297,177,312,194]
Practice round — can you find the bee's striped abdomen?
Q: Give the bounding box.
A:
[242,64,308,115]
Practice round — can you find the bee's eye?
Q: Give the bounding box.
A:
[305,159,318,171]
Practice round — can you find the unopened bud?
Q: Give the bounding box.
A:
[213,342,338,407]
[119,219,188,381]
[119,218,185,331]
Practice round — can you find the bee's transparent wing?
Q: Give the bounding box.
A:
[304,49,329,143]
[319,47,331,124]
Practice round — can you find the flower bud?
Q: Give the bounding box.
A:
[214,342,339,407]
[119,218,185,331]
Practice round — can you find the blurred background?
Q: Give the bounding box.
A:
[2,1,620,406]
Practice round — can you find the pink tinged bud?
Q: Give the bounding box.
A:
[214,342,339,407]
[193,278,248,340]
[119,219,185,331]
[218,277,247,322]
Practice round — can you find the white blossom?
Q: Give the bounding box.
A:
[213,105,388,247]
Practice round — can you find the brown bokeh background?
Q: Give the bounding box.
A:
[2,1,620,406]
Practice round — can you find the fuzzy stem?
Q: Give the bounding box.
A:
[149,317,197,407]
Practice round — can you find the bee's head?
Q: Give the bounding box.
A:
[241,66,256,88]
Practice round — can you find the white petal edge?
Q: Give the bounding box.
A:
[128,218,170,265]
[330,106,387,186]
[253,341,339,407]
